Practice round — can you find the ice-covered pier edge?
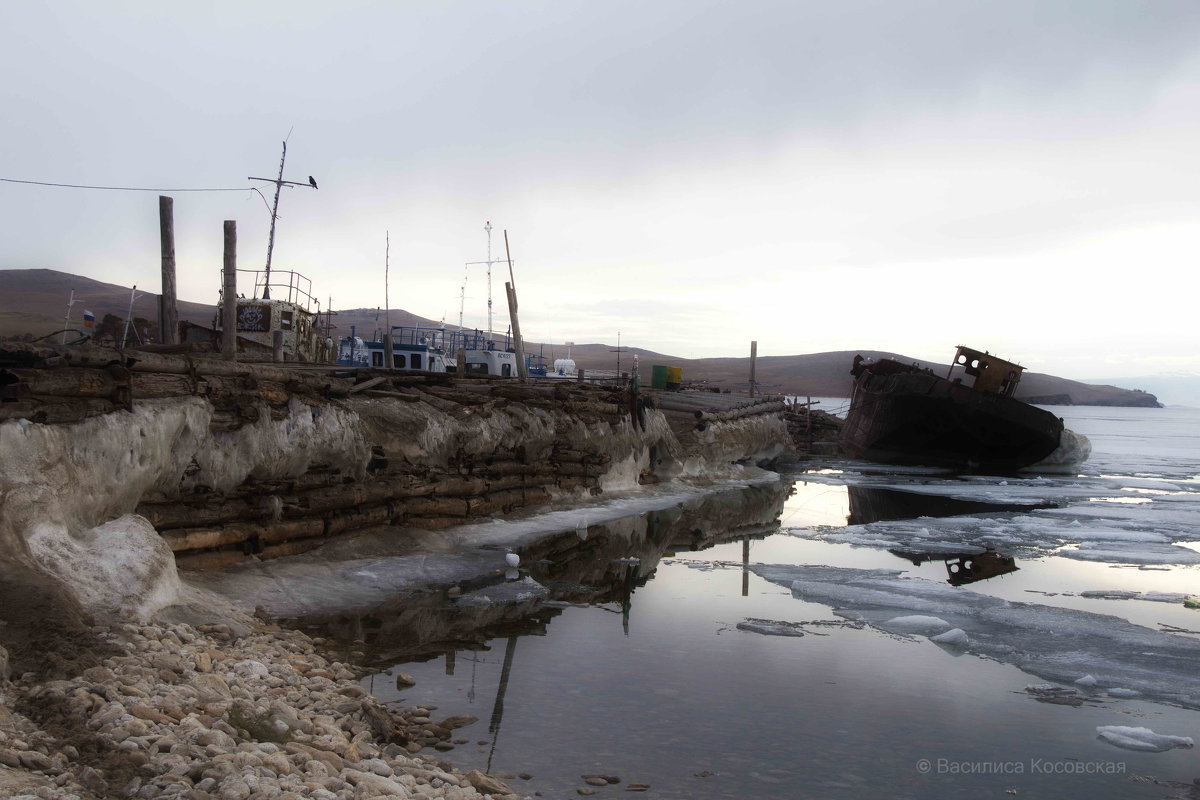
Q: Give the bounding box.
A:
[0,380,790,624]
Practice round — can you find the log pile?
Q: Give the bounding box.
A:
[1,342,643,568]
[782,403,844,456]
[138,437,616,569]
[649,390,790,435]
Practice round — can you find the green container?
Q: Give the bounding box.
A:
[651,365,668,390]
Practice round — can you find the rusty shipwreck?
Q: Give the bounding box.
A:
[838,346,1066,471]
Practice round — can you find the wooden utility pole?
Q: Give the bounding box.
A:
[383,231,393,369]
[222,221,238,361]
[158,196,179,344]
[749,340,758,398]
[503,231,527,381]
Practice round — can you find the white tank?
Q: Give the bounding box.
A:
[553,358,577,376]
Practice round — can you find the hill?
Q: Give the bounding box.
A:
[0,269,1159,407]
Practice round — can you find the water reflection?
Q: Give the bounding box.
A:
[889,547,1020,585]
[847,485,1050,525]
[285,479,793,669]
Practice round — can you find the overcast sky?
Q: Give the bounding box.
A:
[4,0,1199,379]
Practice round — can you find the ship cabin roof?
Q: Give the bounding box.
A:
[950,345,1024,397]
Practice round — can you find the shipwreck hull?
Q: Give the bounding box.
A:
[839,369,1063,471]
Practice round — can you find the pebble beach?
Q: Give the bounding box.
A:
[0,614,529,800]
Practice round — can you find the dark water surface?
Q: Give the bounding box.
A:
[317,474,1198,800]
[284,405,1200,800]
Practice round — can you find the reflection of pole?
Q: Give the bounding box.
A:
[486,635,519,773]
[742,536,750,597]
[621,565,636,636]
[445,649,456,676]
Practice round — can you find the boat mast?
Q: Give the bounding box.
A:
[248,136,317,300]
[463,221,509,338]
[486,221,493,336]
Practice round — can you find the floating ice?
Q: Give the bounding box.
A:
[930,628,969,646]
[1075,674,1098,688]
[736,620,807,637]
[751,564,1200,708]
[880,615,953,635]
[1095,725,1194,752]
[1106,688,1142,698]
[1080,590,1188,603]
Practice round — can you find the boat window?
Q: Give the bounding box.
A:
[372,352,383,367]
[410,354,422,369]
[280,311,294,330]
[502,364,512,377]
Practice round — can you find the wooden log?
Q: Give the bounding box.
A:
[431,476,489,496]
[400,496,470,517]
[160,526,248,552]
[160,518,324,552]
[0,368,116,398]
[293,475,436,514]
[325,504,394,535]
[174,550,247,570]
[130,372,197,398]
[361,390,423,402]
[137,497,265,530]
[349,376,389,394]
[159,196,179,345]
[222,220,237,361]
[0,397,116,423]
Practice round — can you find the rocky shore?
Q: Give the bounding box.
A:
[0,614,527,800]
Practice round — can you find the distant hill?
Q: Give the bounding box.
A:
[1084,374,1200,408]
[0,269,1159,407]
[0,269,215,339]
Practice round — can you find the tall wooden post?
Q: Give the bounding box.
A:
[749,340,758,398]
[505,282,528,381]
[222,221,238,362]
[383,334,394,369]
[158,196,179,344]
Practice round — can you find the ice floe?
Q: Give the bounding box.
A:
[749,564,1200,708]
[1095,725,1194,752]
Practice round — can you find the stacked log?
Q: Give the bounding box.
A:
[783,404,844,456]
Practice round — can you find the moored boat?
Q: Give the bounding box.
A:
[838,346,1064,471]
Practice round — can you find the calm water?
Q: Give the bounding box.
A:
[318,404,1200,800]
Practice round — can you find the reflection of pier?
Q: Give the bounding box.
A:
[287,478,794,669]
[889,548,1019,585]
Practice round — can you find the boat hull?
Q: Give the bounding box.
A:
[839,366,1063,471]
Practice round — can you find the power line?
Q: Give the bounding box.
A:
[0,177,252,192]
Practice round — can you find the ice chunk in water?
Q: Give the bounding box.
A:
[750,564,1200,708]
[931,628,969,646]
[1095,726,1194,752]
[881,615,953,635]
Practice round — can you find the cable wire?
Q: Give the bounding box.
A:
[1,177,252,192]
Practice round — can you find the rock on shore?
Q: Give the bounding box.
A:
[0,616,528,800]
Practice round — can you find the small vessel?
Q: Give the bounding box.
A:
[187,268,333,362]
[336,325,458,373]
[838,346,1064,471]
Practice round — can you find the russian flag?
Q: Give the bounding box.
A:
[83,310,95,329]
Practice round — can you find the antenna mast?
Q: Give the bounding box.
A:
[486,221,493,335]
[463,221,509,337]
[248,136,318,300]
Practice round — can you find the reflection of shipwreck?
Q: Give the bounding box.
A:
[839,346,1065,471]
[846,485,1051,525]
[889,548,1019,586]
